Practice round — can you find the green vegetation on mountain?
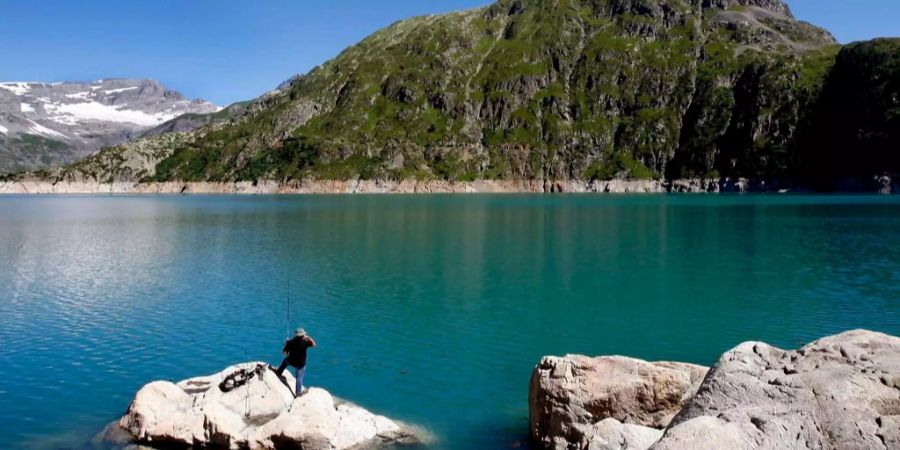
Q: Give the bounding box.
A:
[62,132,196,183]
[37,0,900,188]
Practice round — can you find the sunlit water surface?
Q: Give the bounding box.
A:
[1,194,899,449]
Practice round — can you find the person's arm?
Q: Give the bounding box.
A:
[282,339,290,355]
[307,336,317,347]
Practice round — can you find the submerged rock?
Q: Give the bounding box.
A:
[529,330,900,450]
[101,362,422,450]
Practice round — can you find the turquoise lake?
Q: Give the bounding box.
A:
[1,194,899,449]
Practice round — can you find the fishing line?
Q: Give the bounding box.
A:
[286,278,292,339]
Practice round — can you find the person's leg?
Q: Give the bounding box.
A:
[295,367,305,396]
[275,358,289,376]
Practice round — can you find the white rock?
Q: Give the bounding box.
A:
[105,362,421,450]
[583,418,664,450]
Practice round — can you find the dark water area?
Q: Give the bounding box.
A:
[1,194,898,449]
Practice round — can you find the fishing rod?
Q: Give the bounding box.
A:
[286,278,292,339]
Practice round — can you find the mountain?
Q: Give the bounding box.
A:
[0,79,217,173]
[21,0,900,190]
[138,101,250,139]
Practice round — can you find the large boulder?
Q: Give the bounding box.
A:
[530,330,900,450]
[101,362,422,450]
[653,330,900,450]
[529,355,708,450]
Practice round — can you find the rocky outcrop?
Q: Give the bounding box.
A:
[100,362,423,450]
[655,330,900,450]
[703,0,793,17]
[529,330,900,450]
[529,355,708,450]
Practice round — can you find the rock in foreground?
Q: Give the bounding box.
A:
[102,362,422,450]
[529,330,900,450]
[655,330,900,450]
[530,355,708,449]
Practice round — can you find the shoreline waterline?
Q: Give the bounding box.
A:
[0,178,786,194]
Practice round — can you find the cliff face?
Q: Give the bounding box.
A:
[21,0,897,189]
[702,0,792,17]
[798,39,900,188]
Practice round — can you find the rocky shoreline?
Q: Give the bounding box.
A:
[0,178,806,194]
[2,176,896,194]
[529,330,900,450]
[94,330,899,450]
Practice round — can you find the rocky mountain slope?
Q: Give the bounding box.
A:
[13,0,900,190]
[0,79,217,173]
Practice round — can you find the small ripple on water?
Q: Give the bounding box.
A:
[1,195,899,450]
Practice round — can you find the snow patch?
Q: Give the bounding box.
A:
[27,119,69,140]
[44,101,174,126]
[20,103,35,113]
[0,82,32,95]
[65,92,91,100]
[104,86,139,94]
[0,124,7,135]
[47,114,79,126]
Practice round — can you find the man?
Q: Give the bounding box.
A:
[274,328,316,397]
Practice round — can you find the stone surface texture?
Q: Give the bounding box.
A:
[104,362,421,450]
[529,355,708,450]
[654,330,900,450]
[530,330,900,450]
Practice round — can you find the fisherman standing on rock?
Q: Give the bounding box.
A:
[274,328,316,397]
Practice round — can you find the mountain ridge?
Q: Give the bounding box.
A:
[0,79,217,173]
[7,0,899,192]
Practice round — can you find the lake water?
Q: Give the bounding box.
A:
[1,194,899,449]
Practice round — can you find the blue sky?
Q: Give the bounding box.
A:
[0,0,897,105]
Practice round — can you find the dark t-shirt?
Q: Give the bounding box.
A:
[283,336,313,368]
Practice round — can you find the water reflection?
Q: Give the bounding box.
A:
[0,195,898,449]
